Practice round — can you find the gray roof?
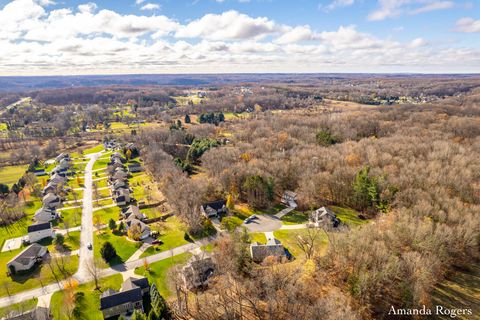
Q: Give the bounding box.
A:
[27,222,52,233]
[100,277,148,310]
[8,244,46,266]
[250,238,285,262]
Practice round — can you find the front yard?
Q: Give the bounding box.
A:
[94,229,141,265]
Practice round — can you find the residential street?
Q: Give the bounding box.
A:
[74,151,102,282]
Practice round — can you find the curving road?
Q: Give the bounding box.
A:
[74,151,102,282]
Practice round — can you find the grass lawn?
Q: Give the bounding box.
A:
[65,190,84,201]
[94,229,141,265]
[0,123,8,131]
[92,206,121,227]
[0,298,37,318]
[38,231,81,253]
[281,210,309,225]
[92,178,108,189]
[0,164,28,185]
[249,232,267,244]
[273,229,328,258]
[234,203,286,220]
[330,206,367,226]
[50,274,122,320]
[92,158,110,170]
[135,252,191,298]
[83,145,104,155]
[432,263,480,319]
[0,198,42,247]
[140,216,189,258]
[92,198,114,208]
[0,251,78,298]
[59,208,82,227]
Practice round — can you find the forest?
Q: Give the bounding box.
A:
[134,88,480,319]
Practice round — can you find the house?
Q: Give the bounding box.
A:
[42,193,61,209]
[125,219,150,240]
[111,179,128,191]
[7,244,47,274]
[28,222,53,243]
[34,208,58,223]
[2,306,50,320]
[110,152,126,164]
[34,169,46,177]
[42,182,58,195]
[99,277,149,319]
[197,91,207,98]
[200,200,227,218]
[110,170,128,182]
[55,153,70,163]
[281,190,298,208]
[250,238,286,263]
[113,188,131,206]
[310,207,340,229]
[121,205,146,221]
[182,254,215,290]
[127,163,143,173]
[48,173,66,185]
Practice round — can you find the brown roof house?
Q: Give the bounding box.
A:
[250,238,286,263]
[99,277,149,319]
[182,254,215,290]
[7,244,47,275]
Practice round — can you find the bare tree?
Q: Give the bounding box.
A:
[85,257,105,290]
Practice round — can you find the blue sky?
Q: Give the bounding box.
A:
[0,0,479,75]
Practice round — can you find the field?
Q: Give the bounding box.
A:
[135,252,191,298]
[50,274,123,320]
[0,165,28,185]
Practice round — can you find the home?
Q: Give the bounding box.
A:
[28,222,53,243]
[200,200,227,218]
[42,182,58,195]
[114,188,131,206]
[42,193,62,209]
[127,163,143,173]
[110,152,126,164]
[55,153,70,163]
[48,173,66,185]
[250,238,286,263]
[111,179,128,191]
[121,205,146,221]
[99,277,149,319]
[34,168,46,176]
[310,207,340,229]
[197,91,207,98]
[182,254,215,290]
[34,207,59,223]
[3,306,50,320]
[125,219,150,240]
[281,190,298,208]
[7,243,47,274]
[109,170,128,182]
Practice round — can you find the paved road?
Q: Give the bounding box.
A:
[0,238,210,308]
[74,151,102,282]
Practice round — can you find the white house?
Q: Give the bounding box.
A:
[7,244,47,274]
[28,222,54,243]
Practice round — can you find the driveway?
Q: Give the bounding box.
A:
[242,214,282,233]
[74,151,102,282]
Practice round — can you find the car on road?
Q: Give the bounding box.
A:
[87,243,92,250]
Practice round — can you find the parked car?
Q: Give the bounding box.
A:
[87,243,92,250]
[152,240,163,245]
[244,214,257,224]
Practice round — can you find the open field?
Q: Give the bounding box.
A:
[0,165,27,185]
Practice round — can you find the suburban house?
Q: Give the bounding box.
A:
[48,173,66,185]
[34,168,46,176]
[3,306,50,320]
[55,153,70,163]
[310,207,340,229]
[42,193,62,209]
[7,244,48,274]
[110,152,126,164]
[99,277,149,319]
[182,254,215,290]
[34,207,59,223]
[110,170,129,182]
[107,162,125,174]
[250,238,286,263]
[121,205,146,221]
[113,188,131,206]
[42,182,58,196]
[125,218,150,240]
[127,163,143,173]
[200,200,227,218]
[27,222,53,243]
[281,190,298,208]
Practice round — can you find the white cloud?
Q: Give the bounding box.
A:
[455,17,480,33]
[140,3,160,11]
[175,10,279,40]
[135,0,145,4]
[78,2,97,14]
[0,1,478,74]
[321,0,355,12]
[369,0,455,21]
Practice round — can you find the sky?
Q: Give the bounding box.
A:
[0,0,479,75]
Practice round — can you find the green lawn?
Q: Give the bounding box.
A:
[50,274,122,320]
[59,208,82,227]
[0,251,78,298]
[0,298,37,318]
[140,216,189,258]
[38,231,81,253]
[92,206,121,227]
[249,232,267,244]
[0,198,42,248]
[273,229,328,258]
[281,210,309,225]
[233,203,286,220]
[0,165,28,185]
[94,230,141,265]
[83,145,104,155]
[330,206,367,226]
[92,158,110,170]
[0,123,8,131]
[135,252,191,298]
[92,178,108,188]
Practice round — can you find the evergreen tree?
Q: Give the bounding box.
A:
[108,218,116,231]
[100,241,117,262]
[184,114,191,124]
